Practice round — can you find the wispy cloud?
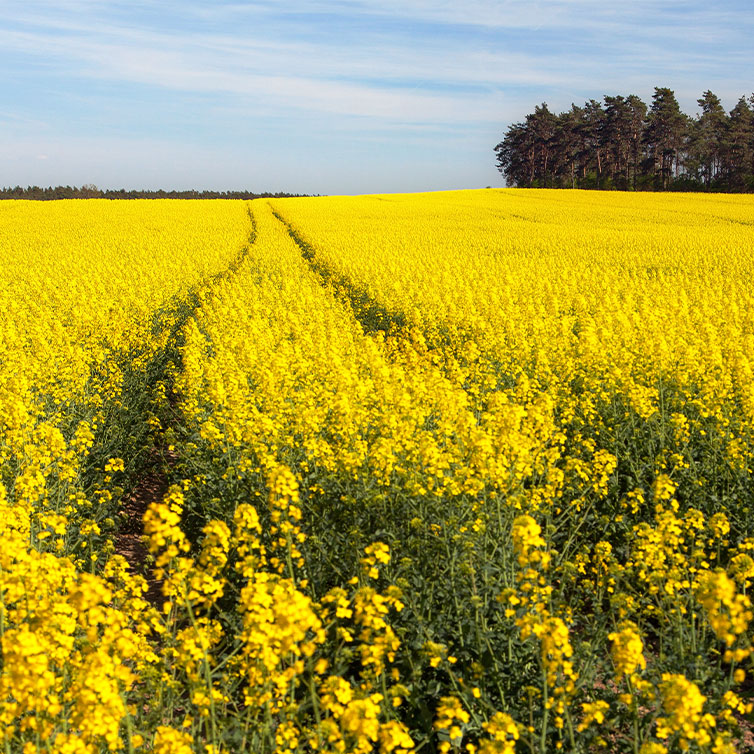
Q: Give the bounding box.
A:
[5,0,752,119]
[1,0,752,192]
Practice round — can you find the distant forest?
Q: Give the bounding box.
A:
[494,87,754,191]
[0,185,308,200]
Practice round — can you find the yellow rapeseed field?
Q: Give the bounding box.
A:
[1,190,752,753]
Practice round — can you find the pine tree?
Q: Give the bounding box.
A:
[689,91,727,187]
[643,87,688,189]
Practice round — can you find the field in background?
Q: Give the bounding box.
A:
[1,191,753,753]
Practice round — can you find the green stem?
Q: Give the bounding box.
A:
[627,675,640,754]
[540,668,549,754]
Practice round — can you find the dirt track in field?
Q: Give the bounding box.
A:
[115,445,176,606]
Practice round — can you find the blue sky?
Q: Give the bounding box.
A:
[1,0,753,194]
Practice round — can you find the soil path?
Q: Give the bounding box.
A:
[112,203,257,606]
[115,441,176,605]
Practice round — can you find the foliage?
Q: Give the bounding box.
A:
[0,186,309,200]
[495,87,754,192]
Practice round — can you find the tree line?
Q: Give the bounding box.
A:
[0,184,309,200]
[494,87,754,191]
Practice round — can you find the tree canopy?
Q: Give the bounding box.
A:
[0,185,309,200]
[495,87,754,191]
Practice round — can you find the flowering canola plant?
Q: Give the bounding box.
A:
[2,190,754,753]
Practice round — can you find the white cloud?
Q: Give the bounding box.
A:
[4,0,752,117]
[1,0,751,191]
[4,1,749,130]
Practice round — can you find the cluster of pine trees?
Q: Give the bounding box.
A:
[0,185,307,200]
[494,87,754,191]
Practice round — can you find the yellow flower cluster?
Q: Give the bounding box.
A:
[609,623,647,679]
[656,674,716,748]
[695,570,753,659]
